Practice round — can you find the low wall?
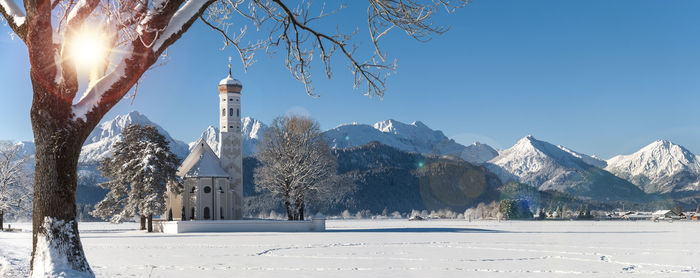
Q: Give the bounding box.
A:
[157,214,326,234]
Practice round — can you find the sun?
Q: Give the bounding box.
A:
[69,29,109,70]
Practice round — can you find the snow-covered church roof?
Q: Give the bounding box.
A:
[177,139,230,178]
[219,73,242,87]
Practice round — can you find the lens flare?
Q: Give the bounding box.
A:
[69,29,109,70]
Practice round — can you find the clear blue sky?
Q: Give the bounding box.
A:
[1,0,699,159]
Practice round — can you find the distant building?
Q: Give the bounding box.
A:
[164,67,244,221]
[652,210,681,220]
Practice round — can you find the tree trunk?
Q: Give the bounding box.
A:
[285,196,293,221]
[147,214,153,233]
[30,123,93,277]
[29,75,95,277]
[140,215,146,230]
[0,210,4,231]
[298,200,305,221]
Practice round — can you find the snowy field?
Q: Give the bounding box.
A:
[2,220,700,277]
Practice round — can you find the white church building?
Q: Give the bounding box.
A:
[164,68,244,221]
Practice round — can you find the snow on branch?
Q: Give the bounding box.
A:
[152,0,213,54]
[66,0,99,29]
[71,58,129,122]
[0,0,25,26]
[0,0,26,40]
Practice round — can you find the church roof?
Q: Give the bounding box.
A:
[177,139,230,178]
[219,74,242,87]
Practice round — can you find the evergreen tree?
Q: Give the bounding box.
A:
[91,124,180,232]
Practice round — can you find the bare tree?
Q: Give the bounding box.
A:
[0,0,466,275]
[0,141,32,230]
[254,115,337,220]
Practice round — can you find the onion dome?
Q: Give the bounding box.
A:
[218,65,243,93]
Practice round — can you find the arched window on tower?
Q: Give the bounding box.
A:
[204,207,211,220]
[222,109,225,116]
[229,108,233,117]
[237,109,240,117]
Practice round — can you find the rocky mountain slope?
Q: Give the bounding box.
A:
[606,140,700,194]
[486,136,646,201]
[323,119,498,163]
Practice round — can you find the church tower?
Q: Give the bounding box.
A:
[218,61,243,220]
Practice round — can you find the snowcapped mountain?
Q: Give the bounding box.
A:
[80,111,190,163]
[461,142,499,164]
[241,117,268,156]
[557,145,607,168]
[486,135,645,200]
[606,140,700,193]
[324,119,497,164]
[189,126,219,155]
[188,117,269,157]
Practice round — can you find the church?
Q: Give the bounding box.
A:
[164,67,244,221]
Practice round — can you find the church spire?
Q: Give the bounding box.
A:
[228,56,232,76]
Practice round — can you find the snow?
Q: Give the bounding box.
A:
[72,59,129,122]
[606,140,700,193]
[325,119,497,163]
[219,74,242,87]
[189,117,268,157]
[66,0,88,24]
[184,146,229,178]
[152,0,210,52]
[486,135,594,187]
[30,217,93,278]
[0,0,26,26]
[179,139,229,178]
[2,220,700,277]
[558,145,607,168]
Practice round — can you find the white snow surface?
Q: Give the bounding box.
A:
[2,220,700,277]
[30,218,92,278]
[606,140,700,193]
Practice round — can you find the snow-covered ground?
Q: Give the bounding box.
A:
[2,220,699,277]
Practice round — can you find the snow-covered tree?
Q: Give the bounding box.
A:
[255,115,338,220]
[91,124,179,232]
[0,141,32,230]
[0,0,467,275]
